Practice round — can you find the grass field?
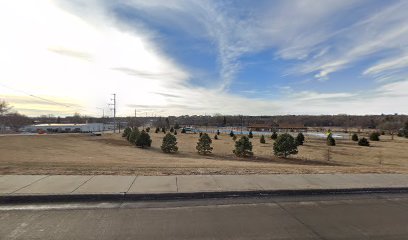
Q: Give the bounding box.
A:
[0,131,407,175]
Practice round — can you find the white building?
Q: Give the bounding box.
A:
[22,123,105,133]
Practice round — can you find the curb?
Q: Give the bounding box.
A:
[2,187,408,204]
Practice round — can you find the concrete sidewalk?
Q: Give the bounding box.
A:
[1,174,408,203]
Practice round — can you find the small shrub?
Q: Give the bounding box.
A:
[369,132,380,141]
[170,127,174,133]
[232,135,237,141]
[260,135,266,144]
[358,137,370,146]
[174,130,177,135]
[233,136,253,157]
[174,123,180,129]
[196,133,213,155]
[135,130,152,148]
[229,131,234,137]
[199,132,203,137]
[217,130,220,135]
[122,127,131,138]
[181,128,186,133]
[352,133,358,141]
[327,135,336,146]
[161,133,178,153]
[273,133,298,158]
[271,132,278,140]
[146,127,150,132]
[155,127,159,133]
[295,132,305,146]
[161,127,166,134]
[214,134,218,140]
[248,130,253,138]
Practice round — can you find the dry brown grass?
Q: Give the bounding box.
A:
[0,131,407,175]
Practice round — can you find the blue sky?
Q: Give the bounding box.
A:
[1,0,408,116]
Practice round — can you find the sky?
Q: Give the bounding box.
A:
[1,0,408,117]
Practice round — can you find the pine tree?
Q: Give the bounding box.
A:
[248,130,253,138]
[327,135,336,146]
[128,128,140,143]
[260,135,266,144]
[273,133,298,158]
[196,133,213,155]
[122,127,131,138]
[352,133,358,141]
[271,132,278,140]
[135,130,152,148]
[296,132,305,146]
[369,132,380,141]
[233,136,253,157]
[161,133,178,153]
[358,137,370,146]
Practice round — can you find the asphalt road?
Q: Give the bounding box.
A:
[1,193,408,239]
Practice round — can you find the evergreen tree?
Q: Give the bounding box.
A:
[273,133,298,158]
[122,127,131,138]
[233,136,253,157]
[352,133,358,141]
[196,133,213,155]
[369,132,380,141]
[260,135,266,144]
[248,130,253,138]
[223,116,227,126]
[404,121,408,138]
[296,132,305,146]
[161,133,178,153]
[162,127,166,133]
[128,128,140,143]
[271,132,278,140]
[135,130,152,148]
[327,135,336,146]
[229,131,235,137]
[358,137,370,146]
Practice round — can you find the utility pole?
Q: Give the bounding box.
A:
[109,94,116,133]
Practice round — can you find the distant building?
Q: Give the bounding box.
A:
[22,123,106,133]
[247,123,307,132]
